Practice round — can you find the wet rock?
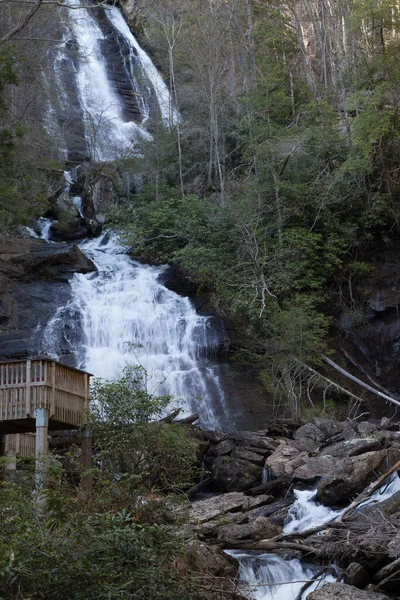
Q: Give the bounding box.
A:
[50,217,102,242]
[216,515,281,543]
[0,238,95,359]
[317,449,398,506]
[307,582,390,600]
[0,238,95,282]
[344,563,371,589]
[211,456,262,492]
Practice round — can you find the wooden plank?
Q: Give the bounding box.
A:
[51,361,56,418]
[26,359,31,417]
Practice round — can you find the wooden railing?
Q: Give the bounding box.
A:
[0,358,91,428]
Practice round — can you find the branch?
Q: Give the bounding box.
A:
[322,355,400,408]
[0,0,44,46]
[336,458,400,522]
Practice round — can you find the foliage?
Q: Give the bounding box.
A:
[0,47,51,235]
[90,362,198,493]
[0,475,195,600]
[0,364,202,600]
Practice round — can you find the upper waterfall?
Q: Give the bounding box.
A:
[49,0,177,162]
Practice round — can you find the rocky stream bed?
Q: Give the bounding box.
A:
[181,417,400,599]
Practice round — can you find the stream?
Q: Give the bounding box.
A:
[228,473,400,599]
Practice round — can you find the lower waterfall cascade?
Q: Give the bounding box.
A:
[41,233,232,430]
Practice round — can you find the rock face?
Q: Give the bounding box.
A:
[337,237,400,413]
[0,238,95,360]
[307,582,390,600]
[211,456,262,492]
[318,449,400,506]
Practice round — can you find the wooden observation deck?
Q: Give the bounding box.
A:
[0,358,91,435]
[0,358,92,478]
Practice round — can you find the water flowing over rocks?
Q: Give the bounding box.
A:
[179,418,400,599]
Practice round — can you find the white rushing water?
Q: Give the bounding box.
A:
[42,233,229,429]
[105,7,179,126]
[226,551,336,600]
[284,473,400,534]
[26,218,56,242]
[230,473,400,598]
[66,0,151,161]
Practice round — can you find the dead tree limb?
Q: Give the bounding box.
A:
[296,359,365,404]
[322,355,400,408]
[0,0,44,46]
[335,458,400,522]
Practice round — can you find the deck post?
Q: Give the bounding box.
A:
[0,435,5,457]
[34,408,49,488]
[25,359,31,417]
[81,429,92,492]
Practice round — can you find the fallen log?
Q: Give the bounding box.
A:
[224,539,322,557]
[247,477,290,496]
[295,568,328,600]
[322,355,400,408]
[173,413,199,425]
[159,408,182,423]
[374,557,400,584]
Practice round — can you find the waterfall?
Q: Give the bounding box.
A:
[104,7,179,126]
[41,233,231,429]
[66,0,151,161]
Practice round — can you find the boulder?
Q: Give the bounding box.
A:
[294,455,338,481]
[211,456,262,492]
[231,447,266,466]
[320,438,382,459]
[185,540,238,577]
[343,563,371,589]
[265,440,308,478]
[50,217,102,242]
[208,438,236,457]
[294,418,343,450]
[307,582,390,600]
[357,422,378,437]
[0,238,95,283]
[225,431,278,452]
[317,450,399,506]
[185,492,273,524]
[216,515,281,542]
[0,239,96,359]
